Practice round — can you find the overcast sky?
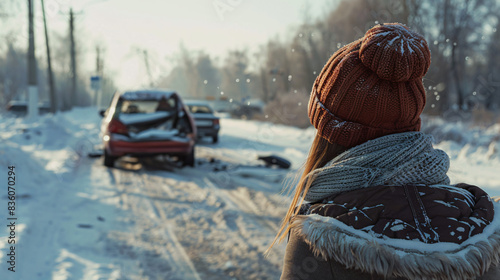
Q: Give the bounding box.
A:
[2,0,334,89]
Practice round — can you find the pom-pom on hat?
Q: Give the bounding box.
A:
[308,23,431,148]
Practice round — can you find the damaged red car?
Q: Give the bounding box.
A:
[99,90,196,167]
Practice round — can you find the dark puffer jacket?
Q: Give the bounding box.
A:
[281,184,500,280]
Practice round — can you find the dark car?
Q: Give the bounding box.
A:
[230,99,265,120]
[99,89,196,167]
[184,100,220,143]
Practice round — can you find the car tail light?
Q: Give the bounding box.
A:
[213,119,220,125]
[108,119,128,135]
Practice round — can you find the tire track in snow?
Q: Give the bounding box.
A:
[107,157,285,279]
[202,177,239,210]
[110,168,202,280]
[148,199,202,280]
[175,167,285,279]
[183,168,279,233]
[205,176,279,232]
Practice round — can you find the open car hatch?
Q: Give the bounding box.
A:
[113,94,193,142]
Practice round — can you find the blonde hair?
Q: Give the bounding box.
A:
[266,133,347,253]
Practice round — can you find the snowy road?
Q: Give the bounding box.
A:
[0,108,295,279]
[97,154,288,280]
[1,108,500,279]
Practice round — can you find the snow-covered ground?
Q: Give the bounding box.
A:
[0,108,500,279]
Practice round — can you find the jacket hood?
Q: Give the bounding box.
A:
[290,185,500,280]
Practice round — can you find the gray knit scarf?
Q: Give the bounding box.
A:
[304,132,451,202]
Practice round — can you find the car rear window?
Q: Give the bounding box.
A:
[188,105,213,114]
[120,99,176,114]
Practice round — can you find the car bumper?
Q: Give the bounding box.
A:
[105,134,194,157]
[196,126,219,137]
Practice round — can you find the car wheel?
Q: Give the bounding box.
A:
[103,150,117,167]
[212,135,218,144]
[181,148,195,167]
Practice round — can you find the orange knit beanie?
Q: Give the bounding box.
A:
[308,23,431,148]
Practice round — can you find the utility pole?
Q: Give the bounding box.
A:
[95,45,102,108]
[142,49,154,88]
[69,8,76,108]
[42,0,56,113]
[96,46,102,76]
[27,0,38,119]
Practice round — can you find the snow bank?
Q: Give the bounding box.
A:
[0,107,121,280]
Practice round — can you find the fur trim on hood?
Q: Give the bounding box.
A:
[290,202,500,280]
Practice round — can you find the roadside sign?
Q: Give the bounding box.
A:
[91,76,101,91]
